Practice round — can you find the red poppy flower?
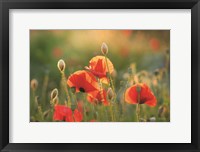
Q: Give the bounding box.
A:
[85,56,114,81]
[87,89,110,106]
[150,38,160,51]
[67,70,99,93]
[53,105,83,122]
[73,109,83,122]
[53,105,73,121]
[119,47,130,57]
[52,47,63,58]
[125,83,157,107]
[122,30,133,37]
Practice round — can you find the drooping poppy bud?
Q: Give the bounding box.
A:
[107,87,114,100]
[57,59,66,73]
[101,42,108,55]
[31,79,38,91]
[51,88,58,100]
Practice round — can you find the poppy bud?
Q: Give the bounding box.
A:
[152,79,158,87]
[111,69,117,78]
[154,69,160,76]
[107,87,114,100]
[128,67,132,75]
[139,118,146,122]
[149,116,156,122]
[31,79,38,91]
[120,81,125,86]
[70,87,76,94]
[43,110,50,118]
[51,88,58,100]
[134,75,139,84]
[57,59,65,73]
[158,105,167,117]
[123,73,130,80]
[101,42,108,55]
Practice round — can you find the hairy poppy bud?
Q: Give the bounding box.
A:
[51,88,58,100]
[101,42,108,55]
[123,73,130,80]
[152,79,158,87]
[149,116,156,122]
[120,81,125,86]
[128,67,132,75]
[31,79,38,91]
[57,59,65,72]
[70,87,76,94]
[158,105,167,117]
[134,75,139,84]
[111,69,117,78]
[43,110,50,118]
[154,69,160,76]
[107,87,114,100]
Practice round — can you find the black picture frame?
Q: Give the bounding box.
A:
[0,0,200,151]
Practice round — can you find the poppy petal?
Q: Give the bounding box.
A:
[73,109,83,122]
[87,89,110,106]
[124,87,138,104]
[87,56,114,79]
[53,105,73,121]
[65,108,74,122]
[67,70,99,93]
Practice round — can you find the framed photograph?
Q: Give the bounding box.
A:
[0,0,200,151]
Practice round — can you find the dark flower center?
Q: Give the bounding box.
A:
[139,100,146,104]
[79,87,85,92]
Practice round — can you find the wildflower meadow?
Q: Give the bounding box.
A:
[30,30,170,122]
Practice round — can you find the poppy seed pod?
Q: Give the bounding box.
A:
[31,79,38,91]
[107,87,114,100]
[154,69,160,76]
[136,85,141,93]
[128,67,133,75]
[57,59,65,72]
[51,88,58,100]
[111,69,117,78]
[101,42,108,55]
[158,105,167,117]
[149,116,156,122]
[70,87,76,94]
[123,73,130,80]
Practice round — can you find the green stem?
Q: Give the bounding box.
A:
[105,55,115,94]
[104,55,116,121]
[136,94,141,122]
[61,72,71,107]
[98,78,114,121]
[41,73,49,107]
